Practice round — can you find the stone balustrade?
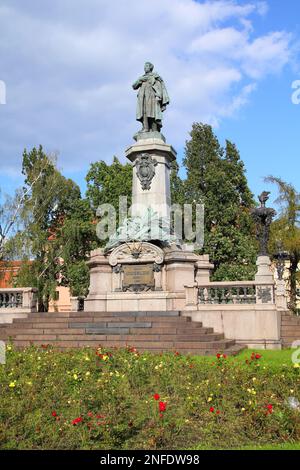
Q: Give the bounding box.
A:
[185,281,276,309]
[0,288,38,322]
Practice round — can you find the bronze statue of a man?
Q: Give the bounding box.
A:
[132,62,170,133]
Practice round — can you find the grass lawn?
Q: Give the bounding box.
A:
[194,349,296,369]
[0,345,299,450]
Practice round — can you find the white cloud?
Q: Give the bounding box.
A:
[0,0,294,175]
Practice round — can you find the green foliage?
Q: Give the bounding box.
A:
[0,346,299,450]
[266,176,300,312]
[182,123,257,280]
[14,146,97,309]
[86,156,132,218]
[64,261,90,298]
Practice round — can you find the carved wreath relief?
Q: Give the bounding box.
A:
[135,153,157,190]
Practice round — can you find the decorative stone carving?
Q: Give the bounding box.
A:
[112,264,123,274]
[153,262,162,272]
[104,208,179,252]
[256,286,272,303]
[135,153,157,190]
[108,241,164,267]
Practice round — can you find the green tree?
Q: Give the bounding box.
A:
[86,157,132,247]
[86,157,132,213]
[16,146,96,310]
[59,198,98,297]
[266,176,300,313]
[183,123,257,280]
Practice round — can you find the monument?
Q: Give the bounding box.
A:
[84,62,213,312]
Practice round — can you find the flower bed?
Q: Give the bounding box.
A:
[0,345,299,450]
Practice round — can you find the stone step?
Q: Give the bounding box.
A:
[11,333,224,342]
[0,309,242,356]
[281,327,300,334]
[12,316,193,325]
[281,321,300,326]
[70,311,182,318]
[10,338,235,350]
[26,311,182,320]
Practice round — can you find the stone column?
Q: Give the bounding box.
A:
[125,137,177,219]
[84,248,112,311]
[195,255,214,284]
[255,256,275,304]
[255,255,274,284]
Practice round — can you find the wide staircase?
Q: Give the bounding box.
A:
[0,310,244,355]
[281,312,300,348]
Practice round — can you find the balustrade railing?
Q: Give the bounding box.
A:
[0,291,23,308]
[198,283,257,305]
[0,288,37,312]
[185,281,275,308]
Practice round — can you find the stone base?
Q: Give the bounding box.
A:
[85,242,213,312]
[133,130,166,142]
[84,291,186,312]
[183,305,282,350]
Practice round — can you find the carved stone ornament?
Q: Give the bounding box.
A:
[257,286,272,303]
[108,241,164,267]
[112,264,123,274]
[135,153,157,190]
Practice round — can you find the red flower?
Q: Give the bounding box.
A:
[255,354,262,360]
[159,401,167,412]
[153,393,160,401]
[209,407,215,413]
[52,411,57,417]
[223,354,227,359]
[216,353,221,359]
[266,404,273,414]
[72,417,83,425]
[216,410,220,415]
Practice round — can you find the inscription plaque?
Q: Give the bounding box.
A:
[123,264,154,290]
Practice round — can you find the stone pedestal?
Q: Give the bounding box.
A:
[195,255,214,284]
[255,255,274,284]
[125,138,176,219]
[85,241,213,312]
[85,134,214,313]
[255,255,275,305]
[84,248,112,312]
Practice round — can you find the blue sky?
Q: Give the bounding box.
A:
[0,0,299,207]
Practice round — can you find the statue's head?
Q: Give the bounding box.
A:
[144,62,154,73]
